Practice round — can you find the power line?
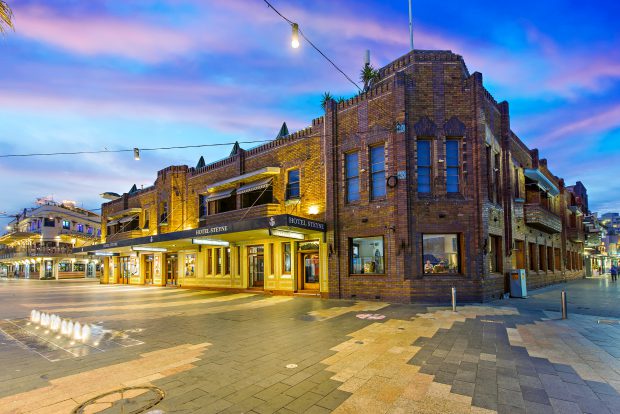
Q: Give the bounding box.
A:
[263,0,362,92]
[0,139,274,159]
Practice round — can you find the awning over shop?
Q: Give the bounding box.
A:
[524,168,560,196]
[237,178,273,195]
[107,208,142,220]
[205,166,280,192]
[107,219,120,226]
[119,215,138,224]
[569,206,583,216]
[0,231,37,244]
[205,188,235,202]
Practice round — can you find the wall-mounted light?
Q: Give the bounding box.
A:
[308,205,320,215]
[291,23,300,48]
[134,148,140,161]
[192,239,229,247]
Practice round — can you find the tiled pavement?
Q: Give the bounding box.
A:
[1,278,620,413]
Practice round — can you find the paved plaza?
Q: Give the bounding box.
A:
[2,279,620,413]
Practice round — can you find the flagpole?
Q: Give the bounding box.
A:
[408,0,414,50]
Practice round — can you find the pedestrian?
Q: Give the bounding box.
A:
[611,265,618,282]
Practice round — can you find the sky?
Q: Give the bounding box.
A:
[0,0,619,228]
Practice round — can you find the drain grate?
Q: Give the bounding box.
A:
[598,320,620,325]
[72,386,165,414]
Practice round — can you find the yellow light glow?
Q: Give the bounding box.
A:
[291,23,300,48]
[308,205,320,215]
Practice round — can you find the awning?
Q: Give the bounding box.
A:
[205,188,235,202]
[237,178,273,195]
[524,168,560,196]
[107,219,120,226]
[205,166,280,192]
[119,215,138,224]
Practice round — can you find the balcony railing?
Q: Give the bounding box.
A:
[524,204,562,233]
[59,229,99,239]
[106,229,144,242]
[199,203,282,228]
[567,227,585,243]
[0,246,75,259]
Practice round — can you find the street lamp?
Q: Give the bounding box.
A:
[291,23,299,48]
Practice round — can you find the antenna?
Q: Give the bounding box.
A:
[364,49,370,66]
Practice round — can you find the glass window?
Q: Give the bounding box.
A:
[494,153,502,204]
[370,146,386,199]
[225,248,231,274]
[86,226,93,235]
[73,263,85,272]
[547,246,554,271]
[44,218,55,227]
[486,146,493,202]
[236,246,241,275]
[62,220,70,230]
[143,210,150,229]
[215,248,222,274]
[198,195,207,219]
[489,235,502,273]
[77,224,84,233]
[446,140,459,193]
[207,249,213,274]
[185,254,195,277]
[58,262,72,272]
[529,243,537,271]
[286,169,300,200]
[345,152,360,203]
[423,234,460,274]
[160,202,168,224]
[282,242,292,274]
[417,140,431,193]
[350,236,384,274]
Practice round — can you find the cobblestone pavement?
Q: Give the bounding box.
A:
[2,278,620,413]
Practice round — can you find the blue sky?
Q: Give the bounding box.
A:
[0,0,619,227]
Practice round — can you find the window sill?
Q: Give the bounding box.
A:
[370,197,387,203]
[285,198,301,205]
[349,273,385,277]
[422,273,463,277]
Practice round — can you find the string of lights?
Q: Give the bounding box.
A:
[0,139,275,159]
[262,0,362,92]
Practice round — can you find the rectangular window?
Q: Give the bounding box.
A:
[529,243,537,271]
[143,210,150,229]
[423,234,460,274]
[539,245,546,271]
[494,153,502,204]
[77,224,84,233]
[73,263,85,272]
[62,220,70,230]
[224,248,231,274]
[207,249,213,274]
[184,254,196,277]
[86,226,93,235]
[446,140,460,193]
[236,246,241,275]
[215,249,222,274]
[286,169,301,200]
[58,262,71,272]
[417,140,431,193]
[345,152,360,203]
[554,248,561,270]
[282,242,292,274]
[270,243,275,275]
[160,202,168,224]
[370,145,386,199]
[198,195,207,219]
[489,235,502,273]
[350,236,384,274]
[547,246,554,271]
[486,146,493,202]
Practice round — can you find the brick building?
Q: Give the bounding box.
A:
[76,49,587,302]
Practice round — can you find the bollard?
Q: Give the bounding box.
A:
[561,290,568,319]
[451,287,457,312]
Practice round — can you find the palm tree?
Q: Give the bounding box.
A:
[360,63,380,93]
[320,92,333,110]
[0,1,14,35]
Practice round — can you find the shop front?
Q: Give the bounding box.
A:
[75,214,327,295]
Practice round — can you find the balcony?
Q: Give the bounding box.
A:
[0,246,75,259]
[567,227,585,243]
[524,204,562,233]
[60,229,99,240]
[106,229,144,242]
[199,203,282,228]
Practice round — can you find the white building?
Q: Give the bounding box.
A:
[0,201,101,279]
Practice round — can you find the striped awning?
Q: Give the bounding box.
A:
[119,215,138,224]
[205,188,235,202]
[237,178,273,195]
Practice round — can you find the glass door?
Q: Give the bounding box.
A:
[166,254,178,285]
[298,241,320,291]
[248,246,264,288]
[144,255,154,284]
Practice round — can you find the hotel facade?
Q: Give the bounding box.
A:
[76,50,587,302]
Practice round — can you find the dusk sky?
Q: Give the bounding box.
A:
[1,0,619,228]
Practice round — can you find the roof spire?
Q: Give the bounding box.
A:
[230,141,241,156]
[196,156,205,169]
[128,184,138,194]
[276,122,289,139]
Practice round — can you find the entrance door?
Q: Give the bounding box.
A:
[299,252,320,291]
[120,257,131,284]
[166,254,178,285]
[248,246,264,288]
[144,255,154,284]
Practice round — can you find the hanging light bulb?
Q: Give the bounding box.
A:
[291,23,300,49]
[133,148,140,161]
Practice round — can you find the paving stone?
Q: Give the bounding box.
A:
[451,380,476,397]
[472,391,498,411]
[498,387,525,409]
[523,400,554,414]
[549,398,583,414]
[521,385,550,405]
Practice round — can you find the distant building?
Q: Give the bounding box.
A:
[75,50,589,302]
[0,201,101,279]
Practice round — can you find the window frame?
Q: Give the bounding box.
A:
[282,242,292,274]
[62,220,71,230]
[446,139,460,193]
[349,236,385,275]
[369,145,386,200]
[417,140,432,194]
[422,233,462,275]
[286,168,301,200]
[344,151,360,203]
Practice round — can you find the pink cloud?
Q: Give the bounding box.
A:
[536,104,620,142]
[13,5,198,63]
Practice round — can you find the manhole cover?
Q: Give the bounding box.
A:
[72,386,165,414]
